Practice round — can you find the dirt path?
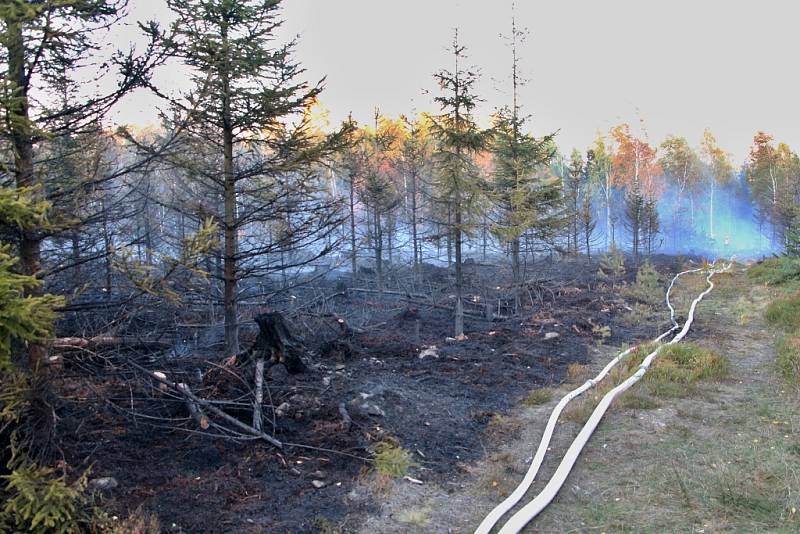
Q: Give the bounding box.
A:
[352,265,800,533]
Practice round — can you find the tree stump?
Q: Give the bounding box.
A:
[251,312,306,374]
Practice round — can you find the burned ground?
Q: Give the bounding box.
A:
[53,255,696,533]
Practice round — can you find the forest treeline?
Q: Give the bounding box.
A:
[1,1,799,531]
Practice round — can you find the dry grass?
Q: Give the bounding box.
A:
[566,363,589,382]
[397,507,431,527]
[562,342,727,423]
[106,508,160,534]
[522,388,553,406]
[534,267,800,533]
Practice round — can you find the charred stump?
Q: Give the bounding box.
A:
[250,312,306,374]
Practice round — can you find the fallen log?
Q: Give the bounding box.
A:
[52,336,172,350]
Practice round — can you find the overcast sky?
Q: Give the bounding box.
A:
[110,0,800,164]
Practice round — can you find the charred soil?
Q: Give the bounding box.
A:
[54,255,694,533]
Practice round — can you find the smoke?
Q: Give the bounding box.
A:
[654,176,779,259]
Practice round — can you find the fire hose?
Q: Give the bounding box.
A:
[475,262,729,534]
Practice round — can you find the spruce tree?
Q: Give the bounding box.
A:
[429,30,486,337]
[488,15,558,283]
[0,0,155,368]
[148,0,348,354]
[565,150,584,254]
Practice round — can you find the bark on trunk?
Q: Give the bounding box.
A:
[7,19,46,369]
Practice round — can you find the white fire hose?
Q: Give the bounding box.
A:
[475,262,729,534]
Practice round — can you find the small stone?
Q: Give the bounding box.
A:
[418,345,439,359]
[544,332,560,340]
[311,479,327,489]
[275,402,290,417]
[365,404,385,417]
[334,364,346,371]
[290,468,301,476]
[89,477,118,491]
[310,470,326,479]
[322,376,331,387]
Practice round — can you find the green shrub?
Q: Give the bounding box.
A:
[764,296,800,331]
[598,244,626,286]
[0,189,98,534]
[627,260,662,305]
[0,463,105,534]
[370,442,417,478]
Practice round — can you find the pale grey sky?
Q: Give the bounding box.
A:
[111,0,800,164]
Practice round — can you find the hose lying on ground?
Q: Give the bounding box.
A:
[475,263,728,534]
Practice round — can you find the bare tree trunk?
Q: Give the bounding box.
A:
[349,173,357,274]
[410,168,420,274]
[374,206,383,292]
[447,204,453,268]
[454,198,464,337]
[511,237,521,284]
[605,174,612,248]
[482,214,488,261]
[252,357,265,432]
[221,36,239,355]
[709,180,715,239]
[71,231,81,278]
[101,195,113,301]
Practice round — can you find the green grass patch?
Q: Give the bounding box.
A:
[776,334,800,384]
[522,388,552,406]
[765,296,800,331]
[370,442,417,478]
[748,256,800,286]
[624,343,731,399]
[616,390,661,410]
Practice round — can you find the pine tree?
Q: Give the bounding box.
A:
[429,30,486,337]
[148,0,349,354]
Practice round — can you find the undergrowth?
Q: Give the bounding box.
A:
[751,259,800,384]
[370,442,416,478]
[765,296,800,331]
[563,342,727,424]
[748,256,800,286]
[523,388,552,406]
[776,334,800,385]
